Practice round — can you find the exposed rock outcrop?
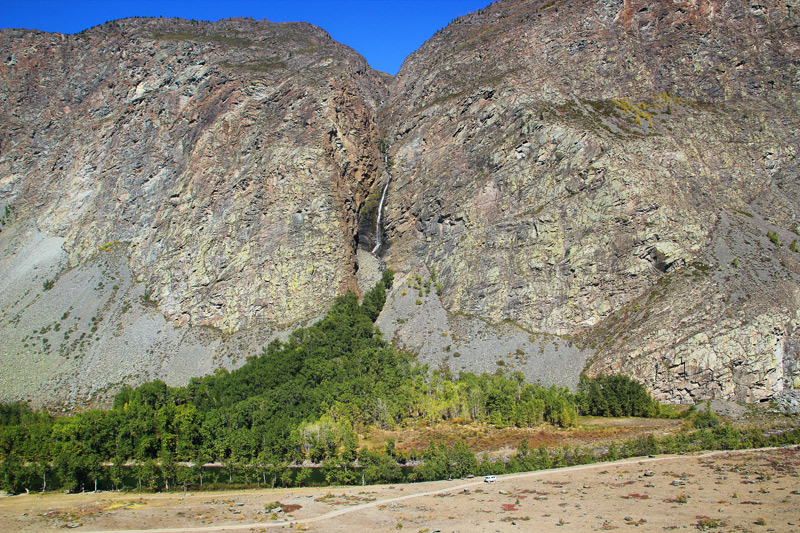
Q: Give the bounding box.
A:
[1,0,799,408]
[0,17,388,407]
[378,0,800,402]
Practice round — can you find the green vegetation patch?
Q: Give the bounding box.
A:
[4,270,769,496]
[0,204,15,226]
[548,92,684,138]
[219,59,287,72]
[151,32,252,47]
[576,375,660,418]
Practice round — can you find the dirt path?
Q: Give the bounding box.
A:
[108,454,718,532]
[3,446,799,532]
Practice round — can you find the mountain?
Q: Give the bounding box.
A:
[0,17,388,409]
[1,0,798,409]
[377,0,800,403]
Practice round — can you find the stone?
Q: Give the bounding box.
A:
[1,1,799,408]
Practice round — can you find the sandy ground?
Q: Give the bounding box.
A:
[2,446,799,532]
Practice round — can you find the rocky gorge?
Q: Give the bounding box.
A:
[0,0,798,409]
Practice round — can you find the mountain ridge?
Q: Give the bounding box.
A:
[377,0,799,403]
[1,0,798,409]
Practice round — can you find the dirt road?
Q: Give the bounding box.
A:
[2,446,798,532]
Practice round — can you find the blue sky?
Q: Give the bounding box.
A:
[0,1,491,74]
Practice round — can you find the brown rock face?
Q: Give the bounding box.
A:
[378,0,799,402]
[1,17,387,332]
[0,18,388,408]
[1,1,799,408]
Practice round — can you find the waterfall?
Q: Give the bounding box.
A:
[371,152,392,255]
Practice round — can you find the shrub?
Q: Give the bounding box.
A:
[691,403,721,429]
[696,516,723,529]
[577,375,661,417]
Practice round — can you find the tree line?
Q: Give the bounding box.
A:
[0,270,664,494]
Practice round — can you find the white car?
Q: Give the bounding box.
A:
[484,475,497,483]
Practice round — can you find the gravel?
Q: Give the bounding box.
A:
[377,265,591,389]
[0,224,277,410]
[773,389,800,414]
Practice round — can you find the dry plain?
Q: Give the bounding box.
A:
[2,446,799,532]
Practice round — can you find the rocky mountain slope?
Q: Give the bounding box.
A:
[0,17,388,408]
[1,0,799,409]
[378,0,800,403]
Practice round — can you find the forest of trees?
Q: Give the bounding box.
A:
[576,374,661,418]
[0,270,691,494]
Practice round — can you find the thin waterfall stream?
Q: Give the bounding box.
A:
[371,152,392,254]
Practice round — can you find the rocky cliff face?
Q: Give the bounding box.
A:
[1,0,798,409]
[378,0,800,402]
[0,17,388,408]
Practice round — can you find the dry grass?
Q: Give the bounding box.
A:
[361,416,684,455]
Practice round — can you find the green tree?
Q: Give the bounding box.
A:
[176,465,195,492]
[448,441,477,478]
[358,447,401,484]
[577,375,660,418]
[605,442,620,461]
[159,449,177,491]
[192,451,209,488]
[0,453,26,494]
[87,453,103,492]
[295,467,313,486]
[55,447,87,493]
[692,403,721,429]
[110,454,126,491]
[143,459,160,491]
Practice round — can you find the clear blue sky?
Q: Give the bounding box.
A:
[0,1,491,74]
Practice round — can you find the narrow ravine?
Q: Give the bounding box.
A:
[371,151,392,255]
